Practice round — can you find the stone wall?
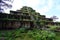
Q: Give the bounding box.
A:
[0,21,21,29]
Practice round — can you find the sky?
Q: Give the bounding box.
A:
[5,0,60,22]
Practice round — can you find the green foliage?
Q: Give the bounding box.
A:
[0,28,56,40]
[47,25,60,31]
[27,29,56,40]
[55,32,60,40]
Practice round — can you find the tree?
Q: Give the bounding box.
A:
[50,16,58,22]
[0,0,14,12]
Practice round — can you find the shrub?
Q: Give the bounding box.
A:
[27,29,56,40]
[0,28,56,40]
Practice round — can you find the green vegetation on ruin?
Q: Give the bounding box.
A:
[0,6,60,40]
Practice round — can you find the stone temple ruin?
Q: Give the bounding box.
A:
[0,6,60,30]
